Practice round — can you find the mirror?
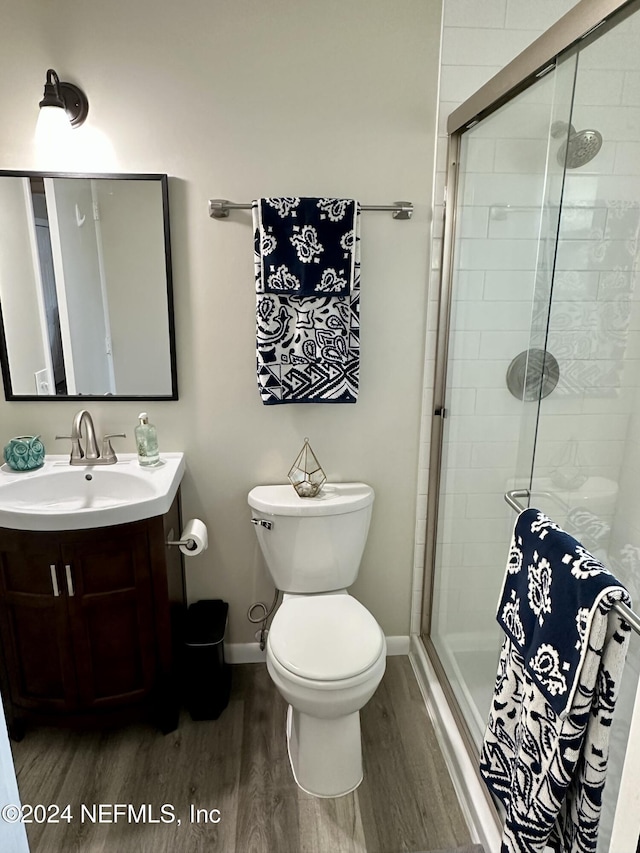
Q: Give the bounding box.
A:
[0,171,177,399]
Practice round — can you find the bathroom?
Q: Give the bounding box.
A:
[1,0,640,851]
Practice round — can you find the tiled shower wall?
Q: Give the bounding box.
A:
[412,0,581,634]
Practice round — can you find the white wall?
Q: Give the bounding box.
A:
[0,0,441,645]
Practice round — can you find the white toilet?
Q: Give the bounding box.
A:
[248,482,386,798]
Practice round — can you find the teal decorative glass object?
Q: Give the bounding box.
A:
[3,435,46,471]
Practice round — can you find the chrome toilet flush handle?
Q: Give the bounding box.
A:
[251,518,273,531]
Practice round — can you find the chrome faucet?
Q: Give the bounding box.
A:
[56,409,126,465]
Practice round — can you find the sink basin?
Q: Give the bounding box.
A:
[0,453,185,531]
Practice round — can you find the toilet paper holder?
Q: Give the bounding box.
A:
[166,528,197,551]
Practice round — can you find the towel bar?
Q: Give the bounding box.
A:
[504,489,640,635]
[208,198,413,220]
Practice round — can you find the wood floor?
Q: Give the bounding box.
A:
[11,656,473,853]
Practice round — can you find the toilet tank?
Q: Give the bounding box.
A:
[248,483,374,593]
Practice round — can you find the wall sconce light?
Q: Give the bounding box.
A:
[37,68,89,134]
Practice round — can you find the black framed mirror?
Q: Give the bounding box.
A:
[0,171,177,400]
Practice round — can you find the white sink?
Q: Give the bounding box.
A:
[0,453,185,531]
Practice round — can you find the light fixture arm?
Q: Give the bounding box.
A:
[39,68,89,128]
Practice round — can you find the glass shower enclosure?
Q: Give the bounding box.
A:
[423,1,640,849]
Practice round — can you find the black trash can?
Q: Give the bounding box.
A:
[184,599,231,721]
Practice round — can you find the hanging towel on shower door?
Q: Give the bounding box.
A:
[479,508,631,853]
[252,197,360,404]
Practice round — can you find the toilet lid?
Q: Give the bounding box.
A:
[268,596,384,681]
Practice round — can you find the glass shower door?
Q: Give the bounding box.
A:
[528,11,640,849]
[425,52,578,750]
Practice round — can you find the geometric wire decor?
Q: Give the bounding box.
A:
[288,437,326,497]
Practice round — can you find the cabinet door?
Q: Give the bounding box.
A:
[63,525,157,710]
[0,532,77,711]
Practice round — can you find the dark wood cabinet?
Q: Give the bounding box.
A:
[0,496,185,739]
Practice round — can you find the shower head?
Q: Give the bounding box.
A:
[550,121,603,169]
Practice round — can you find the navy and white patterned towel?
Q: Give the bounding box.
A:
[498,508,630,718]
[253,197,360,405]
[256,197,358,297]
[481,508,632,852]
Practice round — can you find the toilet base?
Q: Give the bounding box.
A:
[285,704,363,798]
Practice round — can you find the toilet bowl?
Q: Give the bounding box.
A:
[248,482,385,797]
[266,592,386,797]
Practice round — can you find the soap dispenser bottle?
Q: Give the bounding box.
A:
[135,412,160,466]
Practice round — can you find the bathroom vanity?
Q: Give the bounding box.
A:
[0,497,186,741]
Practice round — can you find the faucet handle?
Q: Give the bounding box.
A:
[55,435,83,461]
[101,433,126,463]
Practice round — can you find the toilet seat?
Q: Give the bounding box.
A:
[268,595,385,682]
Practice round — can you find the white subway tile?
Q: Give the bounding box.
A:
[470,440,519,468]
[463,137,498,173]
[442,27,537,68]
[448,387,477,414]
[493,139,550,174]
[557,205,607,239]
[613,142,640,175]
[461,172,546,207]
[488,206,542,239]
[555,238,635,271]
[449,358,512,388]
[453,299,532,331]
[446,413,522,443]
[574,69,625,106]
[581,391,633,415]
[536,412,630,442]
[550,271,600,301]
[448,356,522,389]
[470,102,556,140]
[441,493,468,521]
[444,0,506,28]
[440,440,472,469]
[598,268,635,301]
[453,270,485,301]
[448,329,481,360]
[473,387,524,415]
[622,71,640,107]
[479,330,531,359]
[458,206,490,238]
[578,31,640,72]
[483,270,537,301]
[449,516,513,543]
[623,332,640,359]
[505,0,578,30]
[440,65,503,105]
[463,541,510,567]
[458,237,539,271]
[465,491,514,518]
[538,392,584,416]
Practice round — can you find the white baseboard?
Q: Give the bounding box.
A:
[226,634,410,665]
[409,634,502,853]
[385,635,410,655]
[226,643,266,664]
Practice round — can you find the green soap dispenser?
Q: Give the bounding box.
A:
[135,412,160,466]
